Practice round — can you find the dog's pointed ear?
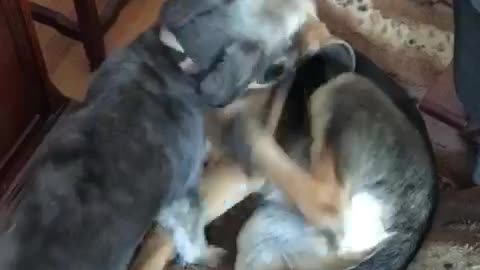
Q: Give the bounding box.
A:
[318,40,356,76]
[160,0,227,29]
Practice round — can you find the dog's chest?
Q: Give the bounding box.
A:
[338,192,391,254]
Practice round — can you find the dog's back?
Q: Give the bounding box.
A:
[0,29,207,270]
[309,73,435,269]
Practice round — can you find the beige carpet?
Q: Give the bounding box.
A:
[317,0,453,99]
[408,242,480,270]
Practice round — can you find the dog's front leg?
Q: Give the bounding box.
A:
[254,134,345,230]
[227,115,346,232]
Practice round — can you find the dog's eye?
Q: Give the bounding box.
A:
[262,62,286,83]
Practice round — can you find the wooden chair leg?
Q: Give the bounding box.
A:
[418,99,467,130]
[101,0,130,32]
[30,2,81,40]
[73,0,105,70]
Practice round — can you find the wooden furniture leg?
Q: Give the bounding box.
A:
[99,0,130,33]
[73,0,105,70]
[30,0,130,70]
[0,0,68,226]
[30,2,80,38]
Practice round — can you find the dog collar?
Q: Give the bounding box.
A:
[160,26,200,74]
[159,26,271,91]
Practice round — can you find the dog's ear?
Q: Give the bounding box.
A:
[160,0,227,29]
[318,41,356,77]
[198,41,268,107]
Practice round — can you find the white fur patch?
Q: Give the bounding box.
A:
[171,226,202,263]
[160,27,185,53]
[155,200,203,264]
[159,27,199,74]
[247,81,274,90]
[339,192,390,254]
[179,57,200,74]
[265,188,289,205]
[284,0,317,40]
[205,139,212,154]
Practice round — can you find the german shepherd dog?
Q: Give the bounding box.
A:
[231,51,437,270]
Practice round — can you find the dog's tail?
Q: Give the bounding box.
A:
[307,233,417,270]
[326,232,422,270]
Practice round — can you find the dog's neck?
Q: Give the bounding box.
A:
[159,25,276,90]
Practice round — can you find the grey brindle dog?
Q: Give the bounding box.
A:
[0,0,317,269]
[0,26,238,270]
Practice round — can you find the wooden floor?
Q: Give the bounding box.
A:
[32,0,164,101]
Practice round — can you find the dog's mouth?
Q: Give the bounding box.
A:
[248,61,290,90]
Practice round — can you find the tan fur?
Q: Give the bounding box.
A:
[129,227,175,270]
[200,159,266,222]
